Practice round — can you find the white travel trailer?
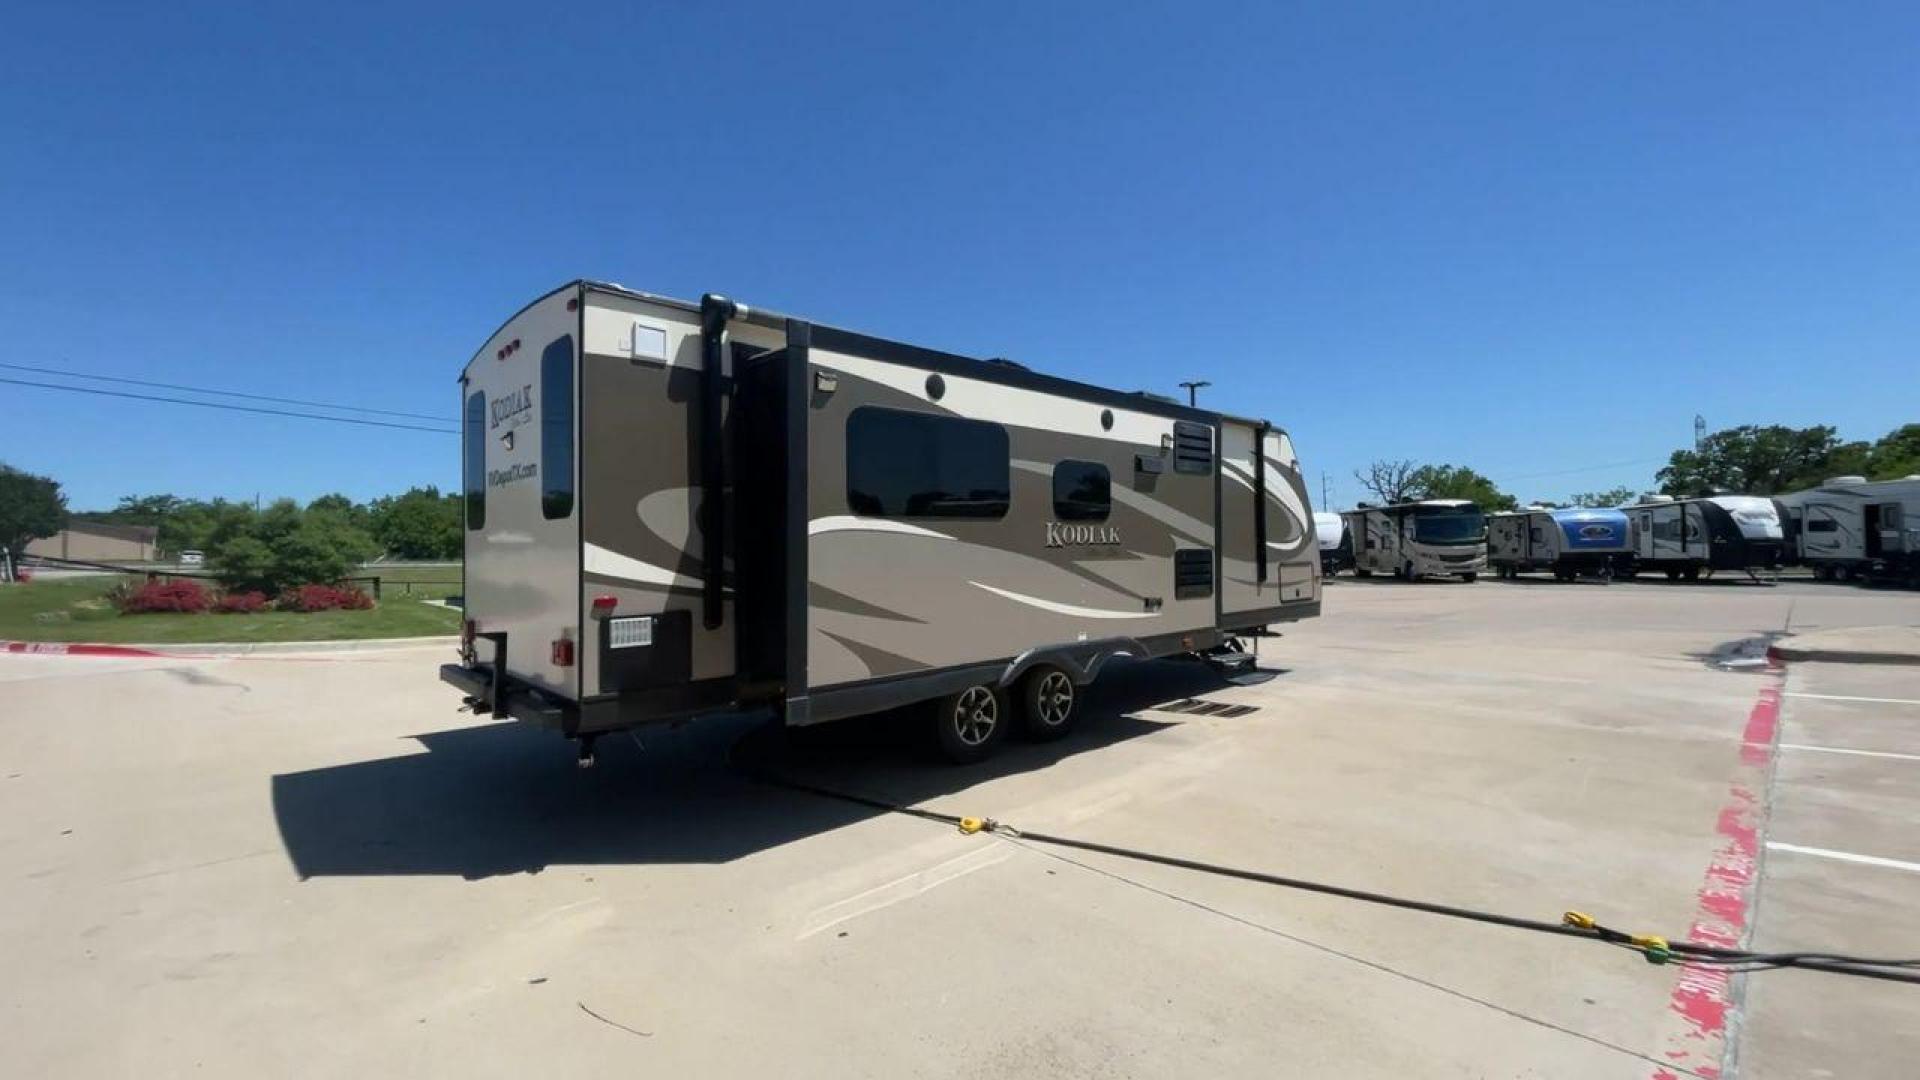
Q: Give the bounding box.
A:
[1340,499,1487,581]
[1776,476,1920,582]
[1314,511,1351,576]
[442,282,1322,764]
[1623,494,1785,581]
[1487,507,1632,580]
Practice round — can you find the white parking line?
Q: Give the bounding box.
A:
[1779,743,1920,763]
[1785,692,1920,706]
[1765,842,1920,875]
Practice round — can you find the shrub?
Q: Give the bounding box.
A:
[276,584,374,613]
[117,579,211,614]
[215,590,270,614]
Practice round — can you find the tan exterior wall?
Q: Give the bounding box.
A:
[23,531,157,563]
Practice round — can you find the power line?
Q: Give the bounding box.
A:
[0,360,455,424]
[2,376,458,435]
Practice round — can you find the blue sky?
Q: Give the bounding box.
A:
[4,2,1915,511]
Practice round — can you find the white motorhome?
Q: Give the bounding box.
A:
[1776,476,1920,582]
[1623,494,1785,581]
[1340,499,1486,581]
[442,282,1323,764]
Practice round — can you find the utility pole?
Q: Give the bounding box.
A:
[1321,471,1330,511]
[1178,380,1210,406]
[1694,414,1706,452]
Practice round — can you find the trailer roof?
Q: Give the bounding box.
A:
[564,280,1255,431]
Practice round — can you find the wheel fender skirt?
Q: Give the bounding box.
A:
[1001,638,1148,688]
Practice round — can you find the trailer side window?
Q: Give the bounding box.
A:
[1052,460,1111,521]
[1172,421,1213,474]
[1807,519,1838,533]
[846,407,1009,519]
[464,391,486,530]
[540,336,575,520]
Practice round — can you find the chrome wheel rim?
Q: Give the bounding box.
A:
[953,687,998,746]
[1035,671,1074,727]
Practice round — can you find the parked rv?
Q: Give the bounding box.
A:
[1776,475,1920,584]
[1341,500,1487,581]
[1488,507,1632,581]
[1623,495,1784,581]
[441,282,1322,764]
[1314,511,1352,577]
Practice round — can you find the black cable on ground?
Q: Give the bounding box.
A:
[734,760,1920,987]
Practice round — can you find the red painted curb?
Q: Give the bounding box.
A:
[1650,678,1781,1080]
[2,641,173,658]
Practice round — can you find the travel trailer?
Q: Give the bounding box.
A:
[1314,511,1352,576]
[1624,495,1785,581]
[1341,500,1487,581]
[1776,476,1920,582]
[441,282,1322,764]
[1487,507,1632,580]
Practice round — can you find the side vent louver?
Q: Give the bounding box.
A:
[1173,421,1213,474]
[1174,548,1213,599]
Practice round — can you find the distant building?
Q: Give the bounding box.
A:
[24,522,160,563]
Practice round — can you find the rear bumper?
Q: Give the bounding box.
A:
[439,663,574,731]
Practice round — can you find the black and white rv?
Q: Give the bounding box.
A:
[441,282,1322,763]
[1314,511,1352,577]
[1776,476,1920,583]
[1340,499,1487,581]
[1623,495,1785,581]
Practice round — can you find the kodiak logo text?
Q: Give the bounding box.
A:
[1045,522,1121,548]
[490,385,533,429]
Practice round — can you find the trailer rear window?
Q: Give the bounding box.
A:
[540,336,574,520]
[1052,460,1111,521]
[846,407,1009,519]
[464,391,486,530]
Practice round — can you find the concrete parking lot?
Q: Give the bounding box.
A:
[1,579,1915,1078]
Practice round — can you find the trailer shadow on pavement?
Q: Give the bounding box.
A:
[270,658,1234,881]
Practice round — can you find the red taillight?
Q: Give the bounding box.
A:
[551,636,575,667]
[461,619,476,646]
[590,595,617,619]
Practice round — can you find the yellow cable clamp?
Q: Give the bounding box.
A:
[958,817,991,835]
[1563,911,1596,930]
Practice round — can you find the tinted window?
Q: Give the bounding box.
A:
[1052,460,1111,521]
[847,407,1009,519]
[1807,519,1838,533]
[540,336,574,519]
[464,391,486,529]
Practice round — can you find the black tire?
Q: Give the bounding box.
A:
[1017,665,1079,741]
[1460,572,1477,583]
[932,683,1009,764]
[1665,569,1681,581]
[1402,560,1417,582]
[1355,566,1372,578]
[1684,566,1702,581]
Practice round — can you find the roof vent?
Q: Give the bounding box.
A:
[1824,475,1869,485]
[1640,494,1676,504]
[985,357,1029,371]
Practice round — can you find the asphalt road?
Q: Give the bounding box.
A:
[1,578,1914,1078]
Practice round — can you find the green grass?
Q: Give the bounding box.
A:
[0,576,460,644]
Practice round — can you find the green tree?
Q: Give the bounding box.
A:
[0,463,69,569]
[1657,424,1841,495]
[369,486,462,559]
[1869,424,1920,479]
[1408,464,1517,511]
[1567,486,1637,508]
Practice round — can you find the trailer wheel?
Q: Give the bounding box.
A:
[1402,560,1417,581]
[933,684,1008,764]
[1684,566,1702,581]
[1460,572,1477,583]
[1665,569,1681,581]
[1017,666,1078,741]
[1355,566,1372,578]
